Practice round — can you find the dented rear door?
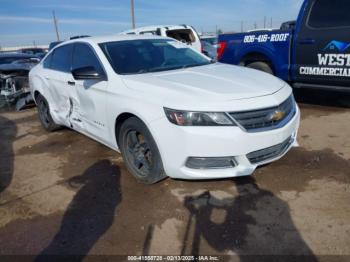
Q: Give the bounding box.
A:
[47,43,75,127]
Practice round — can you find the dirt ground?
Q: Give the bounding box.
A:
[0,89,349,261]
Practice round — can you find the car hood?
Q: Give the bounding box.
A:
[121,63,285,103]
[0,63,36,73]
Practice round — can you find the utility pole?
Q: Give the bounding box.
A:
[264,16,266,28]
[131,0,136,29]
[52,11,60,41]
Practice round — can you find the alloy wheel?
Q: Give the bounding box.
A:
[125,130,153,176]
[38,99,50,127]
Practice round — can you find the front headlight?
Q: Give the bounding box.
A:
[164,108,236,126]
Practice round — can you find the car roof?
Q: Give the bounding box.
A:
[121,25,192,34]
[53,34,173,48]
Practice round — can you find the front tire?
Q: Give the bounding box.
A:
[118,117,167,184]
[36,94,60,132]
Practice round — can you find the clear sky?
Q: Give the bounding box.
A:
[0,0,304,47]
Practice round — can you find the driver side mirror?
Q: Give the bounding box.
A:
[72,66,105,80]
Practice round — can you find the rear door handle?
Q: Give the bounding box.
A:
[299,39,315,45]
[67,81,75,86]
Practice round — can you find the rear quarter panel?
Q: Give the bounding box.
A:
[29,64,65,125]
[218,30,293,81]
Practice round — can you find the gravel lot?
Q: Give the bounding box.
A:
[0,90,349,261]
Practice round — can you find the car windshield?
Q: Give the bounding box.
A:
[99,39,211,75]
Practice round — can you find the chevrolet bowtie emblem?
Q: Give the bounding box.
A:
[268,110,286,121]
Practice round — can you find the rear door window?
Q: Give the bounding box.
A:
[50,44,73,72]
[308,0,350,28]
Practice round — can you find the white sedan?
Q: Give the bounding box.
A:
[29,35,300,184]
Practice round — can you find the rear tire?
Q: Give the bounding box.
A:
[246,61,273,75]
[118,117,167,184]
[36,94,61,132]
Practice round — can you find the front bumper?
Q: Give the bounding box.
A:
[150,105,300,180]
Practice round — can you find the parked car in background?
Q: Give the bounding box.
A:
[120,25,202,52]
[0,53,40,109]
[200,35,218,47]
[49,41,63,51]
[21,48,47,60]
[21,47,47,55]
[30,35,299,184]
[200,35,218,59]
[280,20,296,31]
[218,0,350,92]
[201,40,217,60]
[0,53,39,65]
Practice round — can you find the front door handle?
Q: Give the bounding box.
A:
[299,39,315,45]
[67,81,75,86]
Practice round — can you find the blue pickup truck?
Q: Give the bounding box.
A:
[218,0,350,92]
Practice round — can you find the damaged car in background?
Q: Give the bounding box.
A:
[0,53,40,110]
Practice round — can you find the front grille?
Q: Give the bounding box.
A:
[229,95,296,132]
[247,136,294,164]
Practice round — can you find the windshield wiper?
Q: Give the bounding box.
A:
[123,63,211,75]
[120,69,150,75]
[147,66,182,73]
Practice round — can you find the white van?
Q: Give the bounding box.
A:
[120,25,202,52]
